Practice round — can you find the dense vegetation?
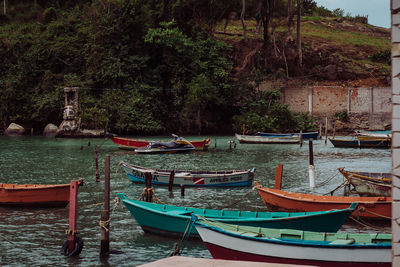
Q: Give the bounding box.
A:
[0,0,382,135]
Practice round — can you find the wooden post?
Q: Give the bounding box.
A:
[144,172,152,202]
[333,122,336,138]
[229,141,232,152]
[30,128,33,136]
[95,145,100,182]
[67,180,79,253]
[299,130,303,147]
[319,123,322,139]
[214,139,217,148]
[274,164,283,190]
[308,140,315,188]
[168,170,175,192]
[324,117,328,144]
[180,184,185,197]
[100,155,110,258]
[242,124,245,135]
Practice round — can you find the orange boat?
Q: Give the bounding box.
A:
[110,136,211,150]
[0,181,81,207]
[254,181,391,221]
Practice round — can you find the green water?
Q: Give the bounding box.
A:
[0,136,392,266]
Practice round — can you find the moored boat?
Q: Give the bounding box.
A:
[235,133,301,144]
[254,181,391,220]
[120,162,255,187]
[355,130,391,138]
[257,131,318,140]
[194,216,391,266]
[329,137,391,148]
[0,180,82,207]
[117,193,357,238]
[338,168,392,197]
[110,136,211,150]
[134,135,195,154]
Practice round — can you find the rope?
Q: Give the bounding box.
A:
[358,207,392,220]
[323,180,347,196]
[99,218,111,232]
[0,232,35,253]
[221,186,258,209]
[169,218,196,257]
[139,187,164,204]
[349,216,389,231]
[98,197,122,232]
[316,170,340,187]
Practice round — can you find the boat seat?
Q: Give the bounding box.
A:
[330,239,355,245]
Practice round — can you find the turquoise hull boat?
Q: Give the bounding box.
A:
[117,193,357,239]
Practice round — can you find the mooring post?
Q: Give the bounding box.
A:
[68,180,79,253]
[333,122,336,138]
[144,172,153,202]
[275,164,283,190]
[324,117,328,144]
[308,140,315,189]
[168,170,175,192]
[319,123,322,139]
[214,139,217,149]
[95,145,100,182]
[229,140,232,152]
[100,155,110,258]
[242,124,245,135]
[180,184,185,197]
[299,130,303,147]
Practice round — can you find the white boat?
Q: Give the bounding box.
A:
[120,161,255,187]
[194,217,391,266]
[235,133,301,144]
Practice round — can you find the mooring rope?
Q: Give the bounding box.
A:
[168,218,195,257]
[139,187,164,204]
[349,216,389,231]
[0,232,35,253]
[98,197,122,232]
[316,170,340,188]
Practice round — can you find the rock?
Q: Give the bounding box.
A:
[43,123,58,137]
[5,123,25,136]
[322,64,337,80]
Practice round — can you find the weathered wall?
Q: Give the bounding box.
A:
[280,86,391,130]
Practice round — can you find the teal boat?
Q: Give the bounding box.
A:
[117,193,357,238]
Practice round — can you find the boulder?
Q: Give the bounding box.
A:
[5,123,25,136]
[43,123,58,137]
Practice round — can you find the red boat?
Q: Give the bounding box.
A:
[110,136,211,150]
[0,180,83,207]
[254,181,391,221]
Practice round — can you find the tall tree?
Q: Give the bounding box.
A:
[296,0,302,66]
[240,0,247,42]
[287,0,294,40]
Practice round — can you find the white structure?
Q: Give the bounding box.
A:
[392,0,400,265]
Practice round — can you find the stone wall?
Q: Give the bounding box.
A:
[280,86,391,130]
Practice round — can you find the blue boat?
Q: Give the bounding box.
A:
[329,137,391,148]
[257,131,318,140]
[117,193,357,238]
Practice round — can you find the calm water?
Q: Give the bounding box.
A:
[0,136,392,266]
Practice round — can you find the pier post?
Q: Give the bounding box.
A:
[324,117,328,144]
[299,130,303,147]
[144,172,153,202]
[308,140,315,188]
[68,180,79,253]
[168,170,175,192]
[100,155,110,257]
[95,145,100,182]
[180,184,185,197]
[274,164,283,190]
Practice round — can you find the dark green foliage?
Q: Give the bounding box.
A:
[335,110,348,122]
[370,49,391,64]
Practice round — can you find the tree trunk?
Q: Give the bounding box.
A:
[296,0,302,66]
[261,0,270,48]
[4,0,8,15]
[240,0,247,42]
[287,0,294,39]
[255,0,262,39]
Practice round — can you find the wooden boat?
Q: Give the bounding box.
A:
[235,133,301,144]
[338,168,392,197]
[134,135,195,154]
[194,216,391,266]
[355,130,391,138]
[257,131,318,140]
[110,136,211,150]
[329,137,391,148]
[117,193,357,238]
[0,181,79,207]
[254,181,391,220]
[120,161,255,187]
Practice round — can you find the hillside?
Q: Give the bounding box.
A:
[216,16,391,88]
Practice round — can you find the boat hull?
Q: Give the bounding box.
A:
[257,131,318,140]
[0,183,71,207]
[121,162,255,187]
[235,134,300,144]
[329,138,390,148]
[255,183,391,220]
[117,193,356,238]
[197,226,390,267]
[110,136,210,150]
[348,177,392,197]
